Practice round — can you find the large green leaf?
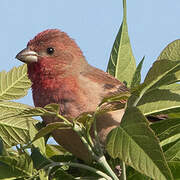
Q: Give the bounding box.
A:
[168,161,180,180]
[31,148,73,180]
[164,140,180,161]
[126,166,151,180]
[143,59,180,90]
[106,107,173,180]
[0,161,24,179]
[107,0,136,86]
[158,39,180,61]
[129,39,180,107]
[137,84,180,115]
[160,126,180,148]
[129,59,180,107]
[0,101,37,147]
[0,64,31,101]
[130,56,144,89]
[31,147,50,170]
[0,154,33,179]
[150,118,180,144]
[150,118,180,163]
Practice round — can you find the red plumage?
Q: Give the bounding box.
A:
[16,29,128,161]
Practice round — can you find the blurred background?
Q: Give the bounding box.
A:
[0,0,180,107]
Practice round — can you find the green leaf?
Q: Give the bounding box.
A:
[150,118,180,146]
[39,169,49,180]
[126,166,151,180]
[150,118,180,137]
[0,138,4,155]
[150,118,180,161]
[46,144,67,157]
[0,139,10,156]
[0,101,37,147]
[32,122,70,143]
[129,59,180,107]
[100,91,130,105]
[168,161,180,180]
[158,39,180,61]
[44,103,60,113]
[31,147,50,170]
[164,140,180,161]
[160,128,180,148]
[130,56,145,88]
[107,0,136,86]
[50,167,74,180]
[106,107,173,180]
[18,103,60,117]
[143,59,180,90]
[0,64,31,101]
[0,154,33,178]
[6,147,19,157]
[137,84,180,115]
[29,123,46,155]
[0,162,24,179]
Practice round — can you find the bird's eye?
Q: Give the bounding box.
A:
[46,47,54,55]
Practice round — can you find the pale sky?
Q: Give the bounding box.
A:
[1,0,180,107]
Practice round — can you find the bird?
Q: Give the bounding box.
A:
[16,29,129,162]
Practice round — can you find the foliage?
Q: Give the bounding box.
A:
[0,0,180,179]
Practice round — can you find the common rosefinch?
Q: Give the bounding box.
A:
[16,29,128,161]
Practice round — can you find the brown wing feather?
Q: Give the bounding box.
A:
[81,65,129,97]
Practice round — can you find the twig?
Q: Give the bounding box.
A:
[44,162,113,180]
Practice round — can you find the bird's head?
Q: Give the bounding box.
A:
[16,29,87,80]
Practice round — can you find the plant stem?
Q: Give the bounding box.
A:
[73,123,99,160]
[119,161,127,180]
[123,0,127,20]
[57,110,119,179]
[57,114,73,126]
[98,156,119,180]
[123,162,126,180]
[44,162,113,180]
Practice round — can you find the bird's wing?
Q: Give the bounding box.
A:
[80,66,129,98]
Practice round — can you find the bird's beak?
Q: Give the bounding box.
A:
[16,48,38,63]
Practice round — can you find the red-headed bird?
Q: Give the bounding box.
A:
[16,29,128,161]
